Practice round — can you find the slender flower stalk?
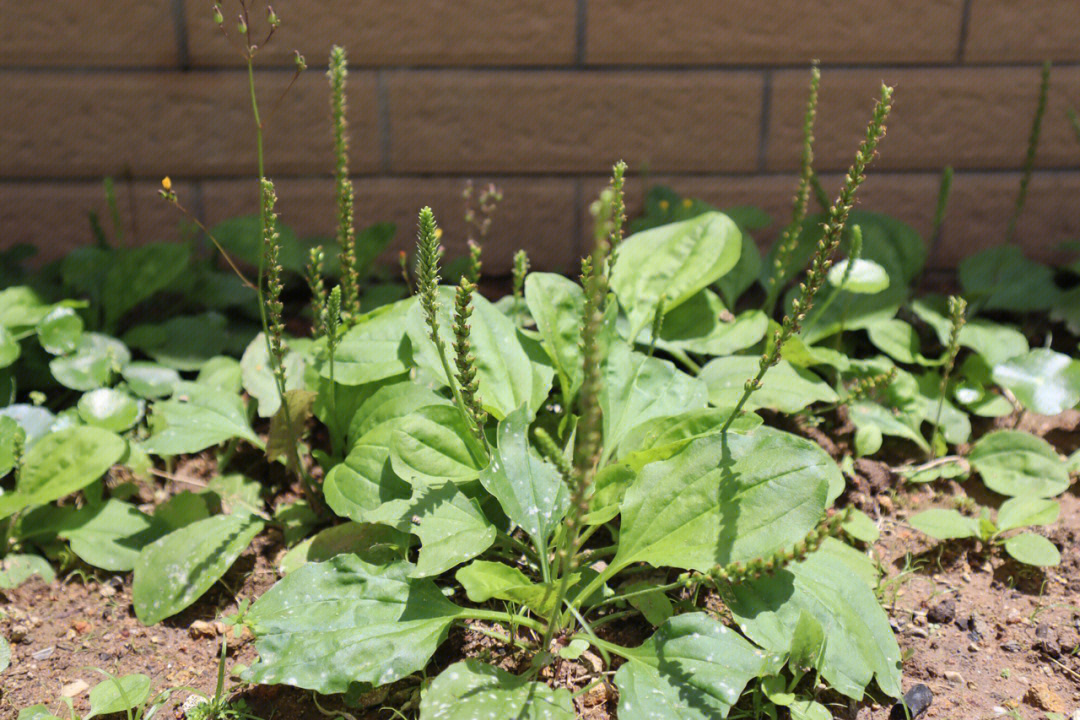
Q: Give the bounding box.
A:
[415,208,486,447]
[604,161,628,271]
[929,295,967,458]
[322,284,342,425]
[765,63,820,314]
[329,46,361,316]
[466,240,483,284]
[306,246,328,337]
[723,84,893,433]
[511,249,530,321]
[647,294,667,358]
[546,186,617,640]
[1006,61,1050,245]
[453,277,488,440]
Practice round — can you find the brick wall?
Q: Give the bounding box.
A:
[3,0,1080,275]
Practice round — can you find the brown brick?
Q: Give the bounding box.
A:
[940,172,1080,267]
[0,1,177,68]
[965,1,1080,62]
[388,71,764,174]
[0,71,379,179]
[201,177,580,274]
[0,180,194,265]
[587,0,964,65]
[766,67,1079,172]
[185,0,576,67]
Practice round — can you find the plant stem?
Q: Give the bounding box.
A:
[455,609,546,635]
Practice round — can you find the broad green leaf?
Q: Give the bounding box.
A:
[36,307,84,355]
[601,343,708,462]
[611,613,780,720]
[968,430,1069,498]
[899,457,969,484]
[842,508,880,543]
[480,405,569,552]
[153,491,213,530]
[866,319,935,365]
[524,272,584,403]
[407,287,551,420]
[959,244,1060,312]
[240,333,308,417]
[1050,285,1080,334]
[992,348,1080,416]
[849,401,928,454]
[0,325,18,368]
[247,556,461,693]
[997,496,1059,532]
[650,290,768,357]
[274,500,320,546]
[455,561,561,617]
[346,382,450,453]
[16,427,125,509]
[132,513,264,624]
[728,541,902,700]
[1003,533,1060,567]
[85,673,152,719]
[828,258,890,294]
[0,553,56,589]
[17,707,61,720]
[143,381,260,455]
[908,509,980,540]
[77,388,143,432]
[0,633,8,673]
[617,407,762,471]
[788,610,827,671]
[101,241,190,329]
[279,522,409,574]
[701,356,837,414]
[613,428,833,574]
[717,231,763,307]
[390,405,487,485]
[0,287,53,330]
[623,580,674,627]
[612,211,742,338]
[121,362,181,399]
[196,356,242,394]
[265,389,316,470]
[420,661,575,720]
[912,297,1029,367]
[49,333,130,391]
[123,312,230,371]
[60,500,165,572]
[407,484,496,577]
[212,215,308,273]
[323,298,413,385]
[0,416,18,477]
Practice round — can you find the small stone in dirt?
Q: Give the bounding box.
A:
[61,679,90,698]
[149,635,163,644]
[581,681,610,708]
[1024,683,1065,713]
[181,695,208,717]
[9,625,29,643]
[927,598,956,625]
[98,585,116,598]
[1001,642,1022,652]
[943,671,964,686]
[71,620,90,634]
[906,626,929,639]
[31,646,54,660]
[189,620,216,639]
[889,684,933,720]
[1034,623,1062,658]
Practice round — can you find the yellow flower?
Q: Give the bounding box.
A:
[434,227,444,240]
[658,200,669,211]
[682,198,693,209]
[161,176,172,191]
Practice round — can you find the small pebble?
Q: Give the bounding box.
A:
[927,598,956,625]
[61,680,89,698]
[889,684,933,720]
[943,671,964,686]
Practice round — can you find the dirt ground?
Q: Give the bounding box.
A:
[2,411,1078,720]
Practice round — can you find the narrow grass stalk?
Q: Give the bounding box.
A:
[764,63,820,314]
[929,295,966,458]
[1006,61,1050,245]
[723,84,894,433]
